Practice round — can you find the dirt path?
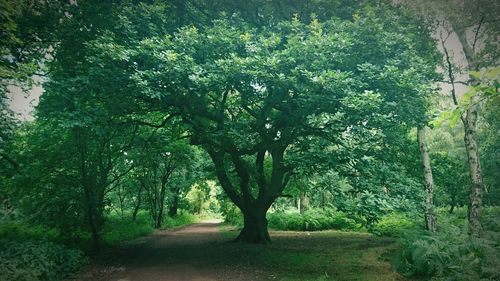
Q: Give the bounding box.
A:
[77,220,256,281]
[76,221,407,281]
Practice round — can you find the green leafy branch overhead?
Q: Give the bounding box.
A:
[432,67,500,128]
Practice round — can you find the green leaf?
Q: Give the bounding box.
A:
[449,109,461,128]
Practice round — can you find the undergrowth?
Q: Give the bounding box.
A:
[394,207,500,280]
[0,238,86,281]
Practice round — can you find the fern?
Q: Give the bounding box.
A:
[394,218,500,281]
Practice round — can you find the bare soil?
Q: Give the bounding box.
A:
[75,220,263,281]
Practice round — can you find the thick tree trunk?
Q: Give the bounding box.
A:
[417,126,436,232]
[235,205,271,244]
[83,186,102,250]
[463,107,483,236]
[207,145,289,244]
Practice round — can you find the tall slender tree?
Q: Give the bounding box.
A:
[406,0,499,236]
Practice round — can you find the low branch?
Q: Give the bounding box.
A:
[120,113,179,128]
[0,152,20,173]
[472,16,485,53]
[436,80,469,86]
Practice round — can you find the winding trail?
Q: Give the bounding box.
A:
[77,220,260,281]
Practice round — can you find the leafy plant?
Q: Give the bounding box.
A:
[163,213,199,229]
[394,219,500,280]
[372,213,417,237]
[0,221,60,242]
[102,211,154,245]
[267,208,362,231]
[0,239,87,281]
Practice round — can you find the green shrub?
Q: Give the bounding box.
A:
[372,212,417,237]
[268,208,362,231]
[0,239,87,281]
[394,220,500,280]
[102,212,154,245]
[220,203,243,227]
[0,221,60,242]
[102,211,200,245]
[163,213,199,229]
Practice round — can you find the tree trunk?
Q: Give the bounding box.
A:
[235,205,271,244]
[155,180,167,228]
[452,23,485,237]
[168,187,180,217]
[207,145,289,244]
[463,107,483,236]
[299,192,309,214]
[83,185,102,250]
[417,126,436,232]
[132,182,144,221]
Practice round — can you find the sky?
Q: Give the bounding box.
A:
[7,83,43,121]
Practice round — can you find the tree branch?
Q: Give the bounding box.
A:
[472,16,485,53]
[120,113,179,128]
[0,152,20,173]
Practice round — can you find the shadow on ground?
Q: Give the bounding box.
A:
[75,221,407,281]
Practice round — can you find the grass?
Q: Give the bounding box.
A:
[219,227,407,281]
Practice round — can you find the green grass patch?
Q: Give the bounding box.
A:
[217,229,405,281]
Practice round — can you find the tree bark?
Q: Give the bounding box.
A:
[299,191,309,214]
[453,24,484,237]
[156,181,167,228]
[168,186,180,217]
[235,204,271,244]
[132,182,144,221]
[207,145,289,244]
[417,126,436,232]
[463,107,483,236]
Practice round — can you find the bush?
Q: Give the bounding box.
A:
[394,220,500,280]
[163,213,199,229]
[268,208,362,231]
[371,212,417,237]
[0,221,60,242]
[0,239,87,281]
[102,211,154,245]
[220,201,243,227]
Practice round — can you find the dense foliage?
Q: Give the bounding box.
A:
[0,0,498,280]
[395,208,500,280]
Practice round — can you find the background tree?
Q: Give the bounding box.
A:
[405,0,500,236]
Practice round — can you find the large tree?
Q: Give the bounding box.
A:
[103,7,437,242]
